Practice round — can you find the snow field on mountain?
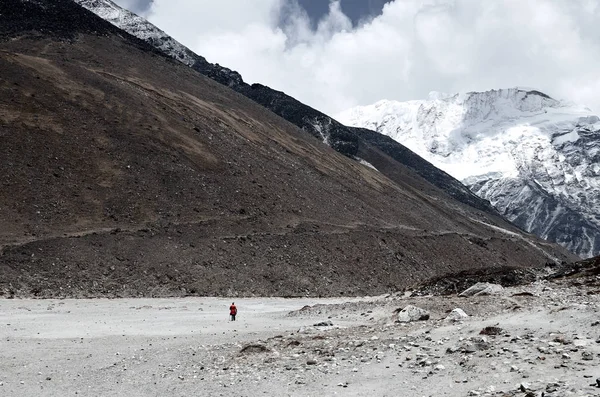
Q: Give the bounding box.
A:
[338,88,600,257]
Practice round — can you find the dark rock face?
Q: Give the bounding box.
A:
[474,122,600,258]
[351,128,496,213]
[471,177,600,257]
[0,0,577,298]
[235,84,360,158]
[0,0,121,38]
[0,0,161,57]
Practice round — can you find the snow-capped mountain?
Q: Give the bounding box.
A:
[337,88,600,258]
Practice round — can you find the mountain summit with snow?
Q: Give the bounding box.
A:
[338,88,600,258]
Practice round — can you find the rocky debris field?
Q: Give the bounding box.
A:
[1,262,600,396]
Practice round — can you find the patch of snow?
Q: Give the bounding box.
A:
[311,120,331,146]
[356,158,378,171]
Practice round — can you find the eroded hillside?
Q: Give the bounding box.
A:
[0,0,576,297]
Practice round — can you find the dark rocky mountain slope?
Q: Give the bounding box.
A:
[0,0,576,298]
[76,0,497,216]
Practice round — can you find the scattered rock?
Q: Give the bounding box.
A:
[519,382,531,392]
[6,264,600,395]
[553,335,572,345]
[546,382,560,393]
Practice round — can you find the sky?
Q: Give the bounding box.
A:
[112,0,600,115]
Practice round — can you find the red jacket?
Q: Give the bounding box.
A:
[229,305,237,315]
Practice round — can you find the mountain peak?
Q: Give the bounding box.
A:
[343,88,568,133]
[426,88,561,121]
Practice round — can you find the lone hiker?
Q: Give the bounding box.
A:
[229,302,237,321]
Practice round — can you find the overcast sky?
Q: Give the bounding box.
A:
[112,0,600,115]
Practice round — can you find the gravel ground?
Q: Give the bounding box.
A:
[1,278,600,397]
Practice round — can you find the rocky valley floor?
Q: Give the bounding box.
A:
[1,273,600,397]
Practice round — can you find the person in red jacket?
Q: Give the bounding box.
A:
[229,302,237,321]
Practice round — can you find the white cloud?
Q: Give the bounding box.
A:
[142,0,600,114]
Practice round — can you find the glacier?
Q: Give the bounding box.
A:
[338,88,600,258]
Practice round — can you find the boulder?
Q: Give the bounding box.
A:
[446,308,469,321]
[313,320,333,327]
[459,282,504,297]
[458,336,491,353]
[394,305,430,323]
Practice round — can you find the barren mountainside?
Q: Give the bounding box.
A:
[75,0,499,216]
[0,0,576,298]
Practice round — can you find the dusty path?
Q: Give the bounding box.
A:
[0,297,364,396]
[0,297,354,339]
